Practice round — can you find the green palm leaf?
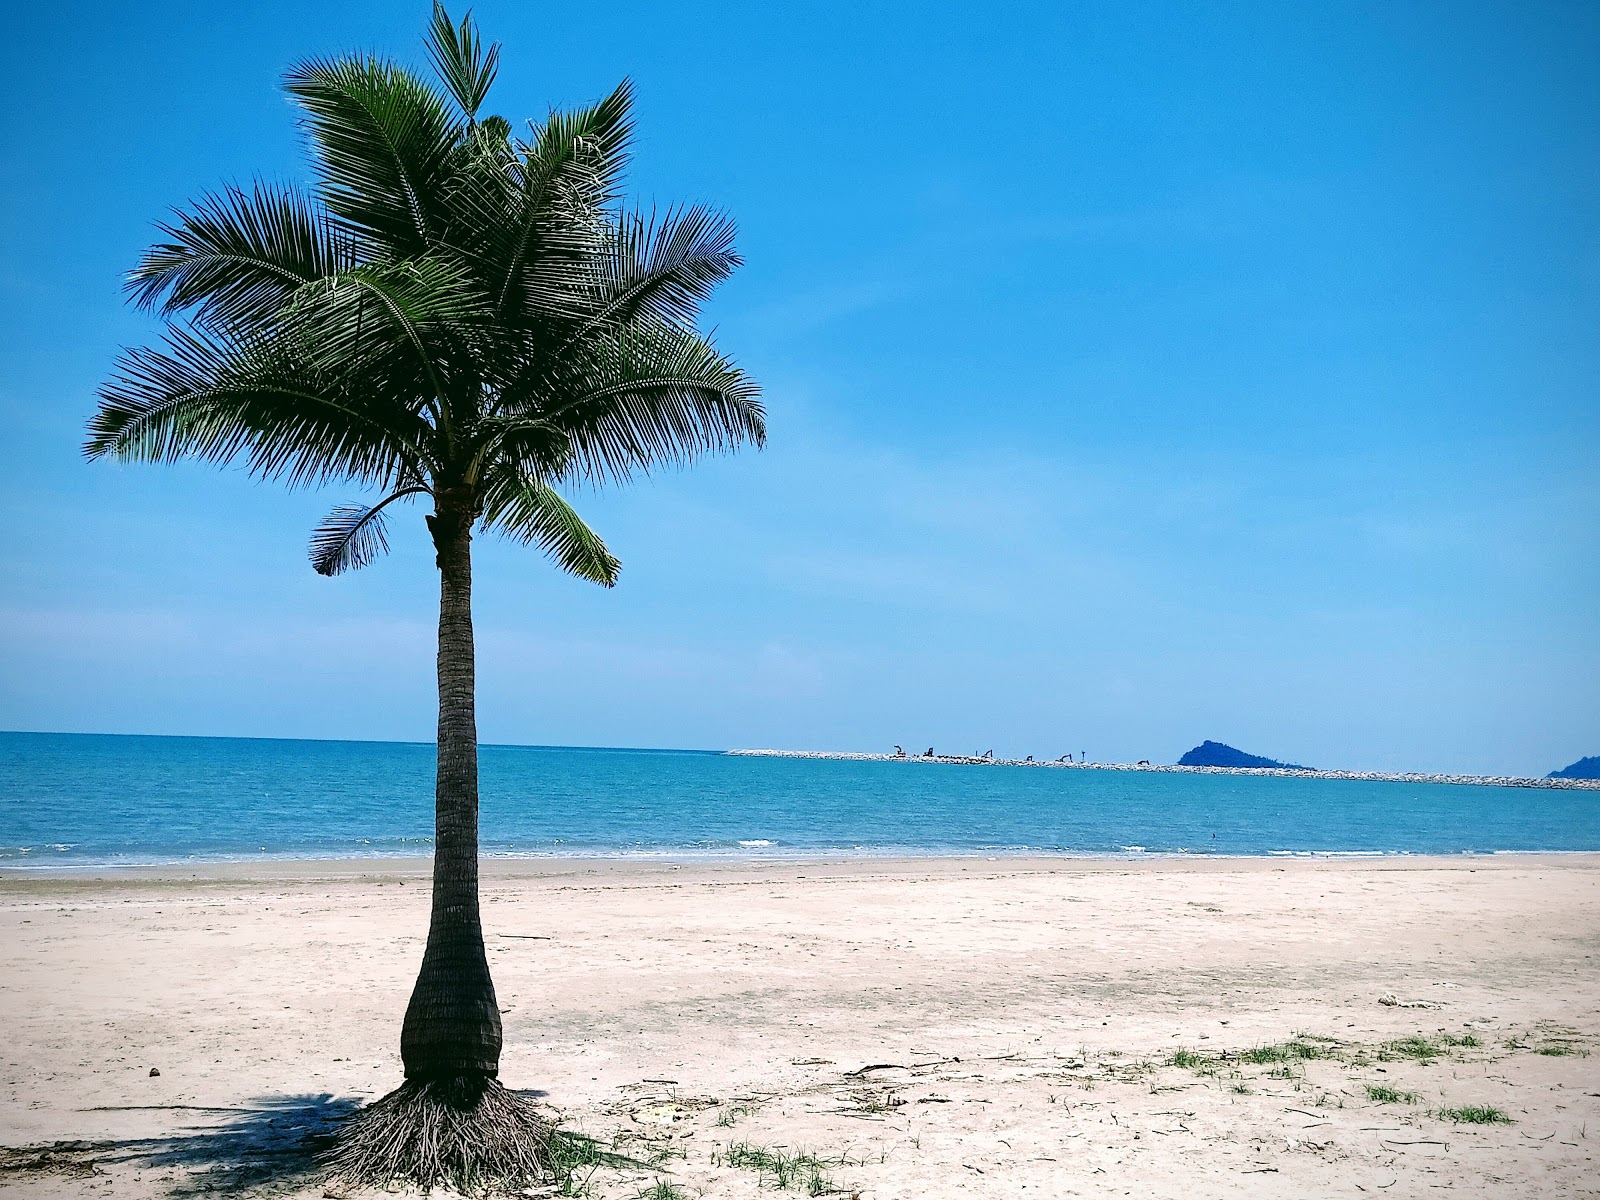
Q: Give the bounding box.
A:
[129,183,351,332]
[522,79,634,216]
[547,324,765,481]
[425,0,500,119]
[289,256,491,426]
[285,54,463,255]
[479,474,620,585]
[466,80,636,322]
[583,205,742,335]
[309,487,429,575]
[89,328,426,488]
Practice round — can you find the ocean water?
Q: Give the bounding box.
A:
[1,731,1596,867]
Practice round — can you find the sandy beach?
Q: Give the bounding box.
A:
[1,854,1597,1197]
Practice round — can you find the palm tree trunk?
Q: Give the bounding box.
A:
[327,504,559,1192]
[401,501,502,1080]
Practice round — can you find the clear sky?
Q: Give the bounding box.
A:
[2,1,1596,775]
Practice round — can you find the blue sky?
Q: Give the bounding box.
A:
[1,1,1596,774]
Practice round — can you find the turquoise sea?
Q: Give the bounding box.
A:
[1,731,1595,867]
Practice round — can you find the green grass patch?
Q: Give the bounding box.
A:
[636,1183,690,1200]
[544,1131,654,1197]
[1536,1043,1585,1057]
[1380,1033,1480,1064]
[1382,1036,1443,1062]
[717,1143,848,1194]
[1167,1048,1210,1069]
[1366,1085,1419,1104]
[1238,1041,1331,1065]
[1435,1105,1513,1125]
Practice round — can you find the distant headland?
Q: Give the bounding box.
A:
[1176,740,1310,770]
[1550,755,1600,781]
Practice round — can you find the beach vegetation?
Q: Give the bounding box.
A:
[1434,1105,1513,1124]
[1537,1042,1585,1056]
[85,4,760,1194]
[715,1142,849,1193]
[1381,1036,1443,1063]
[1238,1040,1330,1065]
[636,1182,691,1200]
[549,1129,646,1196]
[1366,1085,1419,1104]
[1379,1033,1478,1064]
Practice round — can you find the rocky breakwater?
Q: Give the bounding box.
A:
[725,748,1600,790]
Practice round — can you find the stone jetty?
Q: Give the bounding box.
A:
[725,748,1600,791]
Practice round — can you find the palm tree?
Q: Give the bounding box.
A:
[86,5,762,1191]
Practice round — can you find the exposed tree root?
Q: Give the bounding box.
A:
[324,1075,578,1196]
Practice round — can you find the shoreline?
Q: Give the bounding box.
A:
[4,848,1598,885]
[729,747,1600,789]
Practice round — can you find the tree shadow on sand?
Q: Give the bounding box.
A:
[1,1088,556,1196]
[2,1093,355,1196]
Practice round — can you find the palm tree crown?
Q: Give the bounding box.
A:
[87,3,763,576]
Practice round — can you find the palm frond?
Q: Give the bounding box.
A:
[582,205,741,335]
[480,474,619,586]
[129,184,351,332]
[88,328,427,489]
[285,54,463,255]
[541,324,764,482]
[289,256,492,444]
[469,81,636,322]
[524,79,633,211]
[475,417,572,483]
[309,486,428,575]
[292,256,489,393]
[476,115,511,143]
[426,2,499,119]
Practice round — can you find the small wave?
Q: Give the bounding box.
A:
[738,839,777,847]
[1119,845,1145,853]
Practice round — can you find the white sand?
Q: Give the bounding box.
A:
[1,854,1597,1197]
